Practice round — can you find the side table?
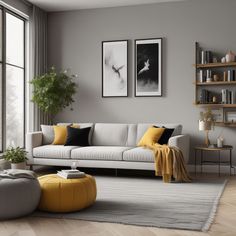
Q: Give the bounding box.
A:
[194,145,233,176]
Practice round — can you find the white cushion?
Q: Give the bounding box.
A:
[33,145,78,159]
[71,146,132,161]
[41,125,54,145]
[123,147,154,162]
[136,123,182,144]
[92,123,128,146]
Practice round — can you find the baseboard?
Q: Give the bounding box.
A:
[188,164,236,175]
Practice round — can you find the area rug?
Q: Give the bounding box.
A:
[34,176,227,231]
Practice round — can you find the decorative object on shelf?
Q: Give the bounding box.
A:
[213,74,220,82]
[217,136,224,148]
[199,108,214,146]
[211,109,223,123]
[221,57,226,63]
[30,67,77,124]
[102,40,128,97]
[135,38,162,97]
[3,146,28,169]
[213,57,218,63]
[225,51,235,63]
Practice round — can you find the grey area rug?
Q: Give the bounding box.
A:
[34,176,227,231]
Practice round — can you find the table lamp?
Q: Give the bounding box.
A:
[199,120,212,147]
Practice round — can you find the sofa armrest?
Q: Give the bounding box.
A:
[26,132,43,164]
[168,134,190,164]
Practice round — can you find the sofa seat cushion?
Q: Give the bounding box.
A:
[123,147,154,162]
[71,146,132,161]
[33,145,78,159]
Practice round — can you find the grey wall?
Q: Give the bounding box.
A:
[48,0,236,164]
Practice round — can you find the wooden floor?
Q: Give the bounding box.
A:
[0,174,235,236]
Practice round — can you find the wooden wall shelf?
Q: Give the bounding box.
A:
[195,81,236,86]
[194,62,236,69]
[194,103,236,108]
[215,122,236,127]
[193,42,236,128]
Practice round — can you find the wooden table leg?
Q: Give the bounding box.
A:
[218,150,221,177]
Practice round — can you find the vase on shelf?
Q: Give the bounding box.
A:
[225,51,235,63]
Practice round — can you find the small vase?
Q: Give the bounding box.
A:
[225,51,235,63]
[11,162,26,170]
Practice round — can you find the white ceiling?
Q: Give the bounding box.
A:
[27,0,185,12]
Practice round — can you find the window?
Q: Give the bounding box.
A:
[0,7,26,151]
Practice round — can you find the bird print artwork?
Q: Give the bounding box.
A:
[138,59,150,75]
[136,39,162,96]
[112,65,125,78]
[102,41,128,97]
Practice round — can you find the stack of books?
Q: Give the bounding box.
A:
[57,169,86,179]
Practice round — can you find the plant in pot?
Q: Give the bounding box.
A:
[3,146,28,169]
[30,66,77,123]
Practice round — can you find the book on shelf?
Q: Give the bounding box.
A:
[227,69,235,82]
[57,169,86,179]
[200,50,212,64]
[221,89,235,104]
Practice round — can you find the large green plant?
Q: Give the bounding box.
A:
[3,147,28,164]
[30,67,77,118]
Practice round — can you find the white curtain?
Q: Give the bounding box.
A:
[29,5,48,131]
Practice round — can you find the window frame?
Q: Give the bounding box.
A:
[1,5,27,152]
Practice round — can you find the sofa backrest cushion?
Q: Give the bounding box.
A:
[136,123,182,145]
[92,123,128,146]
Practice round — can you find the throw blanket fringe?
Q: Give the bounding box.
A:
[145,144,191,183]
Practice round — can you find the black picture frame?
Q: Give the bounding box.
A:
[134,38,163,97]
[102,40,128,97]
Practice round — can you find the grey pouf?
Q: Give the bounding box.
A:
[0,177,41,220]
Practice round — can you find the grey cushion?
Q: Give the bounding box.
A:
[0,178,41,219]
[123,147,154,162]
[33,145,78,159]
[71,146,132,161]
[92,123,128,146]
[41,125,54,145]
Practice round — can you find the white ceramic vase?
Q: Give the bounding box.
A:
[11,162,26,170]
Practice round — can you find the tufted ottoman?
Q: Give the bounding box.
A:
[0,177,41,220]
[38,174,97,213]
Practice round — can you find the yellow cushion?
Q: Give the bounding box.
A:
[138,127,165,147]
[52,125,67,145]
[38,174,97,213]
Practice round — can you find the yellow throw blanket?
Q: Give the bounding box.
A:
[144,143,191,183]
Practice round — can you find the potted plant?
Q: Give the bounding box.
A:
[3,147,28,169]
[30,66,77,123]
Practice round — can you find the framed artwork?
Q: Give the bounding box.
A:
[135,38,162,97]
[102,40,128,97]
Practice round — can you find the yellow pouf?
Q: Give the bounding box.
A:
[38,174,97,213]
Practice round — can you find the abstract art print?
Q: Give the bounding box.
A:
[102,40,128,97]
[135,38,162,97]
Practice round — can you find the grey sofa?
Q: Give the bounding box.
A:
[26,123,190,171]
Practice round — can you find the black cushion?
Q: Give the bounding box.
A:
[64,126,91,146]
[153,126,174,145]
